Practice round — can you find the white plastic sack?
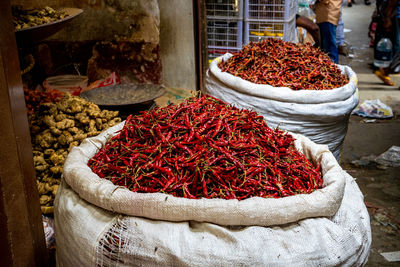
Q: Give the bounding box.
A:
[61,122,345,227]
[203,54,359,160]
[55,125,371,266]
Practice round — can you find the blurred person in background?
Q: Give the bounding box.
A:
[374,0,400,86]
[314,0,342,63]
[337,15,347,55]
[296,14,321,48]
[337,0,348,56]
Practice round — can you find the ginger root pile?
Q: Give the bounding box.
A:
[27,92,121,213]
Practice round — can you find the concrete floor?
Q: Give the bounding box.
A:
[338,2,400,266]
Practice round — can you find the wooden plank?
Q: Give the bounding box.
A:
[0,0,48,266]
[193,0,208,91]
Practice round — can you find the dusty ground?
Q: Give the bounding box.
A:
[340,2,400,266]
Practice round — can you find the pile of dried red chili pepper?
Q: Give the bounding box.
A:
[88,95,323,200]
[218,39,348,90]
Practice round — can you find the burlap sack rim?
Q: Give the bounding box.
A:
[63,122,346,226]
[210,53,358,104]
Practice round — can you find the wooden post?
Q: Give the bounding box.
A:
[0,0,48,266]
[193,0,208,91]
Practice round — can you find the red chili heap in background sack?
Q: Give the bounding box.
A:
[218,39,348,90]
[89,95,322,200]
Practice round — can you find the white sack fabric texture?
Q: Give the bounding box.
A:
[204,54,359,160]
[62,121,345,227]
[55,170,371,267]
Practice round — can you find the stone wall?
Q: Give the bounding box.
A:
[12,0,197,90]
[13,0,162,85]
[158,0,196,90]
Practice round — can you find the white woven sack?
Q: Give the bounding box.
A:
[62,121,345,227]
[55,161,371,266]
[203,54,359,160]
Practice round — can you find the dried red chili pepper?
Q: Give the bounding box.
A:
[218,39,348,90]
[88,94,323,200]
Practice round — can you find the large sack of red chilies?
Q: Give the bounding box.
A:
[55,95,370,266]
[204,39,359,161]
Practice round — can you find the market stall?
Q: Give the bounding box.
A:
[1,0,372,265]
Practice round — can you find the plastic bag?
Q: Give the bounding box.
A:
[83,72,121,93]
[43,75,88,96]
[352,99,393,119]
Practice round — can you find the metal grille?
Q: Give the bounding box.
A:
[244,0,296,21]
[205,0,297,63]
[206,0,243,19]
[207,20,243,49]
[243,0,297,44]
[244,17,296,43]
